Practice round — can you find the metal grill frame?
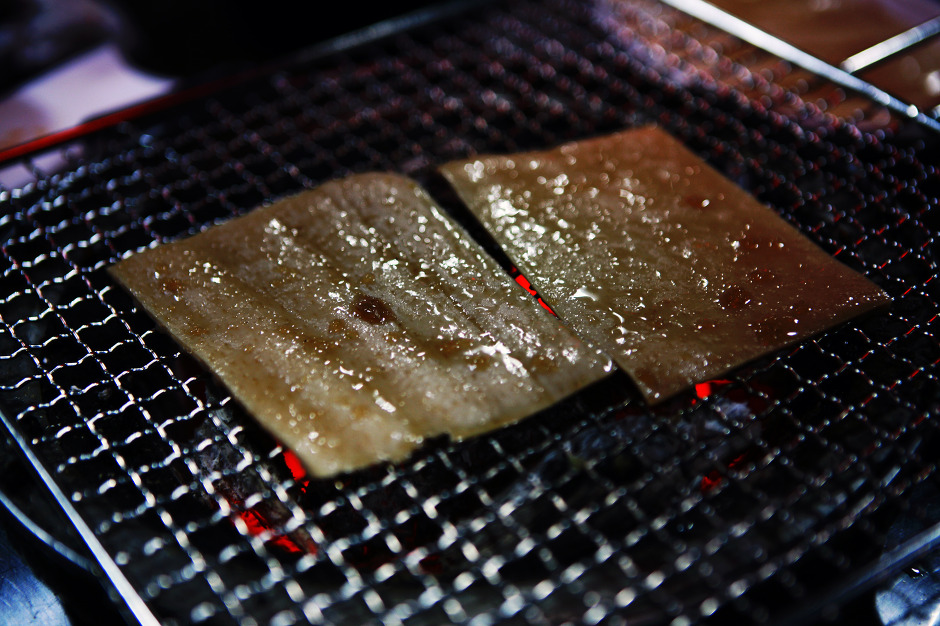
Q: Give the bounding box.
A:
[1,0,939,624]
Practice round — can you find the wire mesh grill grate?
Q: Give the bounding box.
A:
[0,0,939,624]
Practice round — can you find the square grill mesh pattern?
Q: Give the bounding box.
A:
[1,0,939,624]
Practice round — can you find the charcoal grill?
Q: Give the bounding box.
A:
[1,0,939,624]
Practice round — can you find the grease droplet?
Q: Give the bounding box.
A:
[352,295,396,325]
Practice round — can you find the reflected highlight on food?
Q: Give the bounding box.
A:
[109,173,611,477]
[440,126,890,403]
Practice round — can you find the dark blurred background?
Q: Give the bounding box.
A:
[1,0,443,97]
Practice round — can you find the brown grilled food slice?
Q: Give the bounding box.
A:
[109,173,612,476]
[440,127,890,403]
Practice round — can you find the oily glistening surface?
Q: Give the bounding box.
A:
[108,172,611,477]
[440,126,890,402]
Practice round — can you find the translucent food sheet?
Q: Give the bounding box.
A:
[0,0,938,624]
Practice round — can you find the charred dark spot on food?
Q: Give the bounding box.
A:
[352,295,397,325]
[683,194,711,209]
[161,277,184,294]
